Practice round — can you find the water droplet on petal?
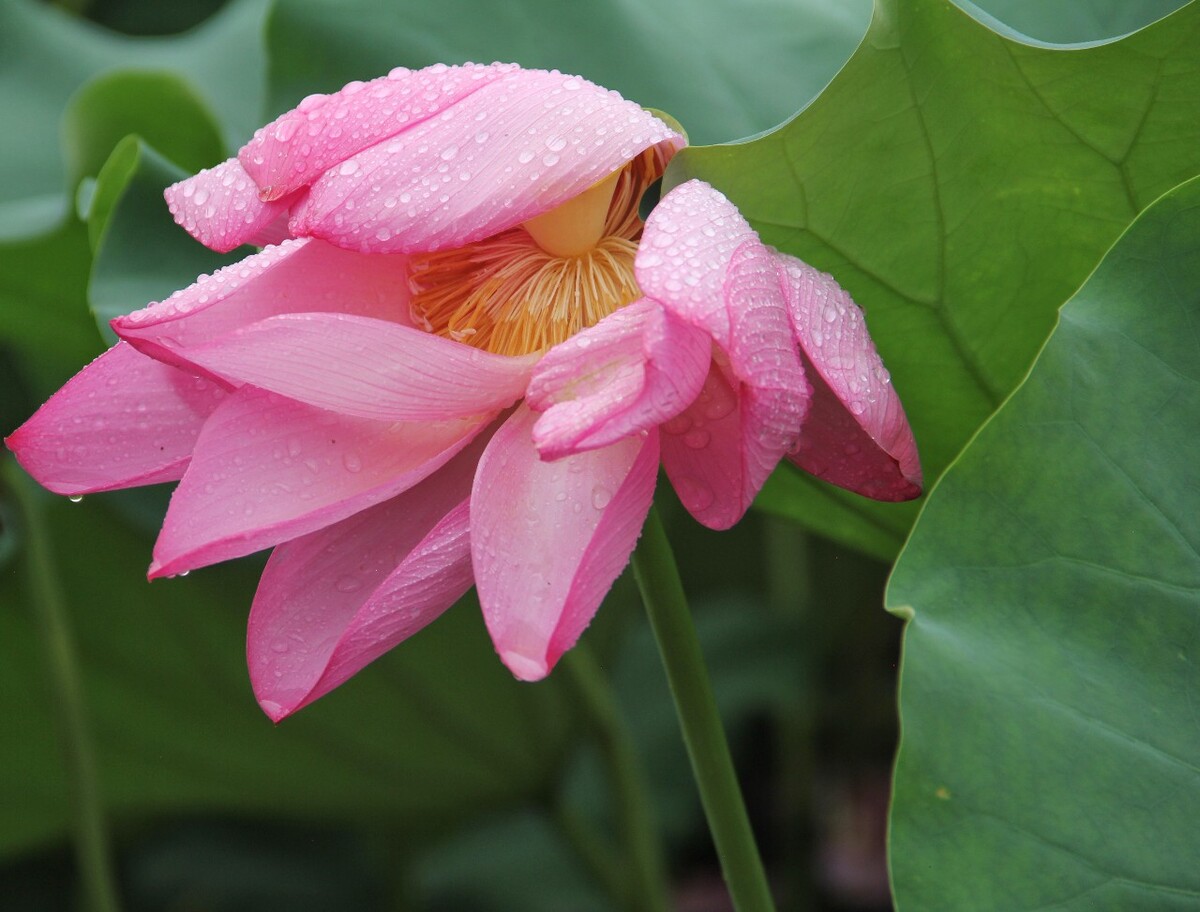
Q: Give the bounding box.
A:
[67,495,83,503]
[335,575,363,593]
[591,485,612,510]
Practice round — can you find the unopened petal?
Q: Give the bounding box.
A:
[528,299,710,458]
[164,158,298,253]
[640,181,810,528]
[291,68,684,254]
[239,62,518,202]
[472,404,658,681]
[659,363,776,530]
[181,313,536,421]
[248,431,488,721]
[4,342,225,495]
[636,179,760,347]
[112,238,411,372]
[150,387,487,578]
[777,255,922,501]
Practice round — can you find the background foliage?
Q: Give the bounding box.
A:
[1,0,1195,909]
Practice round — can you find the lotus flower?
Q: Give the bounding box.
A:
[5,63,920,720]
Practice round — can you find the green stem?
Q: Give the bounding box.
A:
[3,461,121,912]
[564,647,670,912]
[631,505,775,912]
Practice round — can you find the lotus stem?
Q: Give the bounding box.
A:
[632,504,776,912]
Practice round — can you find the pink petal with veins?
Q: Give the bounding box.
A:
[181,313,536,421]
[149,387,487,579]
[248,431,490,721]
[4,342,225,495]
[111,238,411,373]
[637,180,810,528]
[164,158,299,253]
[528,298,710,459]
[239,62,518,201]
[777,255,921,500]
[291,68,683,254]
[472,404,658,681]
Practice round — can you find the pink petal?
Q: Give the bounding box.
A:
[472,404,658,681]
[180,313,536,421]
[239,62,519,202]
[164,158,299,253]
[149,386,487,578]
[4,342,225,496]
[635,179,761,347]
[291,69,684,254]
[111,238,411,373]
[776,255,922,500]
[528,298,710,459]
[638,180,810,529]
[658,362,772,530]
[247,430,489,721]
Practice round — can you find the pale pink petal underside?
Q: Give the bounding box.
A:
[164,158,298,253]
[239,62,518,202]
[181,313,536,421]
[292,69,684,254]
[4,342,225,495]
[247,431,488,721]
[150,386,487,578]
[635,179,760,347]
[638,180,810,529]
[528,298,710,459]
[111,238,411,373]
[472,404,658,681]
[777,255,921,501]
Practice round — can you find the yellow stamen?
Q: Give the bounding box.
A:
[408,147,667,357]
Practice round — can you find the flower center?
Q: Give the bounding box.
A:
[407,147,665,357]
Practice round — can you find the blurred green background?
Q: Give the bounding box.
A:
[1,0,1196,910]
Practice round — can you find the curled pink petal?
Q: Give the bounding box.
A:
[635,180,761,347]
[638,180,810,528]
[149,386,488,579]
[528,298,710,459]
[180,313,536,421]
[165,158,299,253]
[248,431,489,721]
[4,342,225,495]
[111,238,411,372]
[291,69,684,254]
[239,62,518,202]
[472,404,658,681]
[658,363,765,530]
[777,255,922,501]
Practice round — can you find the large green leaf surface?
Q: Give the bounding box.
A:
[672,0,1200,558]
[0,483,574,856]
[265,0,874,145]
[0,0,268,240]
[887,175,1200,910]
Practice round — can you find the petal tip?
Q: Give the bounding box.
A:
[257,698,290,724]
[500,649,549,682]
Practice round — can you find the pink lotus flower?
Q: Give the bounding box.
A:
[5,63,920,721]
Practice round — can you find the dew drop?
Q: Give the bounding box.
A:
[67,495,83,503]
[662,414,693,436]
[683,429,711,450]
[335,575,363,593]
[343,452,363,473]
